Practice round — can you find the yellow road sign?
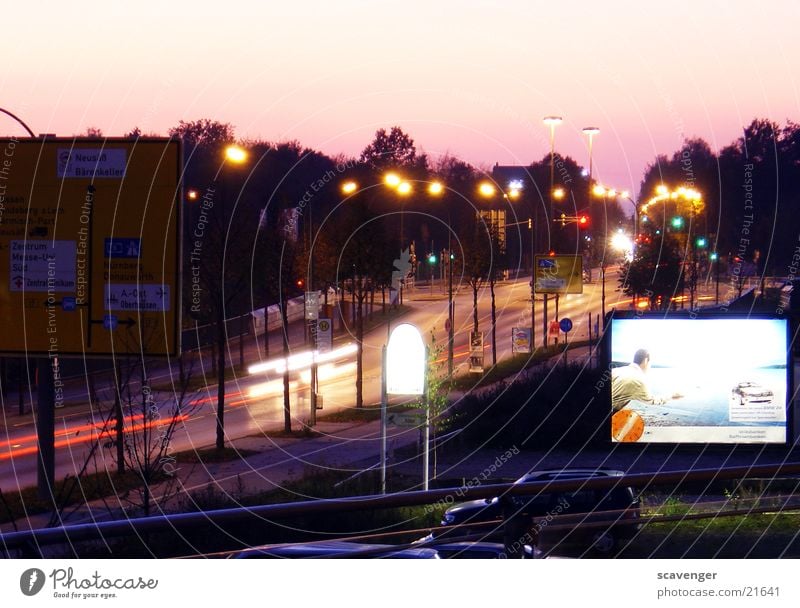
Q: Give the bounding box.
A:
[0,137,181,356]
[534,254,583,294]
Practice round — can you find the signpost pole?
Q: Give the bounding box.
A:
[422,345,430,492]
[36,358,55,501]
[380,345,387,494]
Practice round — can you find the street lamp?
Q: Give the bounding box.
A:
[582,127,603,325]
[593,184,638,238]
[543,116,563,252]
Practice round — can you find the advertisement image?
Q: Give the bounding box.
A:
[610,317,788,444]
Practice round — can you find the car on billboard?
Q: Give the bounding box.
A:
[427,469,641,555]
[730,381,774,405]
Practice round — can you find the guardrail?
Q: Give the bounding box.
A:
[3,461,800,558]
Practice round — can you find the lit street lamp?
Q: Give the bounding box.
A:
[582,127,603,325]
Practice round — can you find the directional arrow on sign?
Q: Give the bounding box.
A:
[90,317,136,327]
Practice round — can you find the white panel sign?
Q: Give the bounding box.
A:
[104,284,170,312]
[9,240,76,292]
[57,148,127,178]
[386,324,426,395]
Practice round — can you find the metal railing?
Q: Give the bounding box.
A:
[3,461,800,557]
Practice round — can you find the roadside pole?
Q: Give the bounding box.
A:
[380,345,387,494]
[422,345,430,491]
[36,358,55,500]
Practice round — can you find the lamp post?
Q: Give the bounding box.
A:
[215,144,248,448]
[582,127,603,325]
[543,117,563,342]
[426,180,454,376]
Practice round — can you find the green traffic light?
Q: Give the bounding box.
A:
[696,237,707,248]
[671,216,684,229]
[710,252,718,261]
[428,255,437,264]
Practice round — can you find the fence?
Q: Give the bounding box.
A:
[3,461,799,558]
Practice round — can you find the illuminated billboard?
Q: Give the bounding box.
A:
[608,314,789,444]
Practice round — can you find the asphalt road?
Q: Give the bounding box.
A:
[0,267,682,490]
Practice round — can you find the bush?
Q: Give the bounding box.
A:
[450,363,607,449]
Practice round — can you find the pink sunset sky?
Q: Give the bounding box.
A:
[3,0,798,195]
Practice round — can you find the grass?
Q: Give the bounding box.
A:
[172,446,259,464]
[0,470,152,525]
[450,339,593,391]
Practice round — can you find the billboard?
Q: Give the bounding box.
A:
[608,314,789,444]
[0,138,181,356]
[534,255,583,294]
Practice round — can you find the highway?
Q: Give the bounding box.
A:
[0,267,649,490]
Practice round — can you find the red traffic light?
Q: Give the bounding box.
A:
[295,279,305,288]
[578,215,589,226]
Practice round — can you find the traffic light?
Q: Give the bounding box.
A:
[427,253,437,265]
[696,236,707,248]
[527,218,532,229]
[671,216,684,229]
[710,252,719,261]
[578,215,589,227]
[295,278,305,289]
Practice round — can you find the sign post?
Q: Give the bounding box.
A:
[559,317,573,366]
[469,331,484,373]
[0,138,181,498]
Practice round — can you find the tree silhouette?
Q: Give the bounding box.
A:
[359,126,422,169]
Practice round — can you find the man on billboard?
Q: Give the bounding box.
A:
[611,349,683,412]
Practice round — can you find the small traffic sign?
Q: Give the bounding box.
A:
[559,317,573,333]
[387,412,425,427]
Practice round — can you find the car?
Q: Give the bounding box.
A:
[433,469,641,555]
[425,541,540,559]
[229,540,439,559]
[731,381,773,405]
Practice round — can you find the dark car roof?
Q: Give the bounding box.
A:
[515,469,625,484]
[230,541,439,559]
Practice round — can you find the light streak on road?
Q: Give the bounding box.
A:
[247,343,358,375]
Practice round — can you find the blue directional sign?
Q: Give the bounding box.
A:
[559,317,573,333]
[62,296,76,312]
[104,238,141,259]
[103,314,118,330]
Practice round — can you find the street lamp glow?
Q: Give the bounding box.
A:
[593,184,607,197]
[621,190,630,199]
[508,188,521,199]
[397,181,412,195]
[508,179,524,191]
[341,180,358,194]
[543,115,563,127]
[428,181,444,196]
[608,189,617,197]
[552,187,565,200]
[224,145,248,164]
[186,189,198,201]
[384,172,402,187]
[656,184,668,196]
[611,232,633,252]
[478,181,496,197]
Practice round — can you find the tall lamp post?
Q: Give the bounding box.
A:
[582,127,602,325]
[543,117,563,342]
[215,144,248,449]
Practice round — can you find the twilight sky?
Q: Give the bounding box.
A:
[3,0,799,195]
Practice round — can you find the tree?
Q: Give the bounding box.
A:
[169,119,235,148]
[459,211,493,336]
[359,126,421,169]
[619,229,684,310]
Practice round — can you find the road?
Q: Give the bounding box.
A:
[0,267,671,490]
